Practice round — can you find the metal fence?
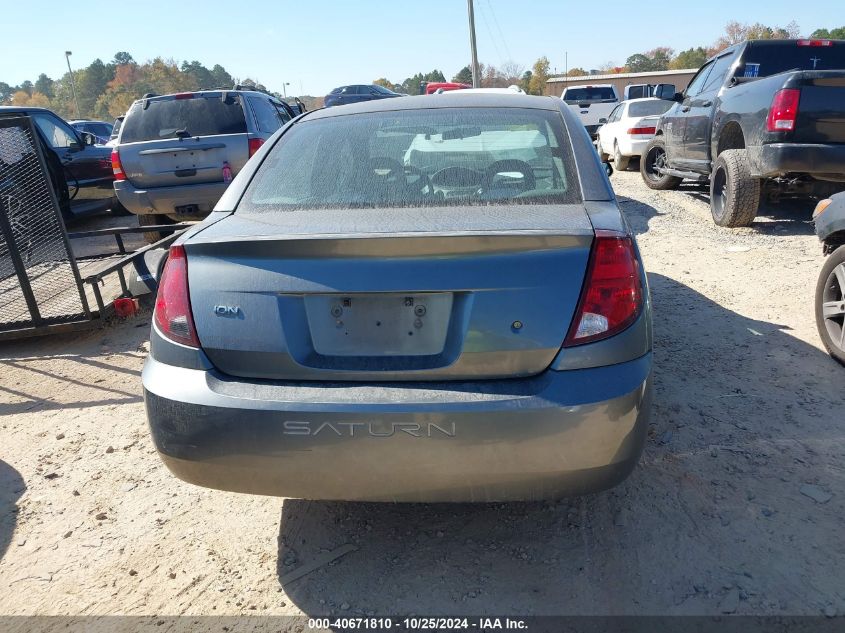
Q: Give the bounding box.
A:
[0,116,90,333]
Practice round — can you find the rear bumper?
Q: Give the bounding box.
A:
[113,179,229,218]
[756,143,845,179]
[142,353,652,502]
[617,138,651,157]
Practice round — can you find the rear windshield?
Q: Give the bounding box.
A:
[238,107,580,212]
[562,87,616,103]
[87,122,112,137]
[741,42,845,77]
[627,100,673,117]
[120,95,246,143]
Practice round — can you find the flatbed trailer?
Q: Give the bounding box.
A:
[0,113,190,342]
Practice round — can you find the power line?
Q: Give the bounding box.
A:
[476,1,504,66]
[485,0,513,62]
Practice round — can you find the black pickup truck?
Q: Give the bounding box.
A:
[640,39,845,227]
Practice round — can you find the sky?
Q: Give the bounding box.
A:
[1,0,841,96]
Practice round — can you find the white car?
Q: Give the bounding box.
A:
[595,98,673,170]
[560,84,619,139]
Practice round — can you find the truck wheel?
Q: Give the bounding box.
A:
[614,142,631,171]
[815,245,845,366]
[641,138,681,190]
[710,149,760,227]
[138,214,176,244]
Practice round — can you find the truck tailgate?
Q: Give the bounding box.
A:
[793,72,845,144]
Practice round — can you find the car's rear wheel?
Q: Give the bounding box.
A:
[614,142,630,171]
[138,213,176,244]
[710,149,760,228]
[815,245,845,366]
[596,135,609,162]
[110,201,132,217]
[640,137,681,190]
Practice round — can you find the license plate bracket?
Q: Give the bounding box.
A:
[304,293,453,357]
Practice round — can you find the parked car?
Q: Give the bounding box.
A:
[69,119,113,145]
[112,89,298,241]
[105,116,124,147]
[425,82,471,94]
[324,84,403,107]
[622,83,677,100]
[641,38,845,227]
[596,98,673,170]
[813,192,845,365]
[142,93,653,502]
[0,106,123,220]
[560,84,619,139]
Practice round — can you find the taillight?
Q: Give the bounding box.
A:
[766,89,800,132]
[627,126,656,135]
[797,39,833,47]
[111,149,125,181]
[154,245,200,348]
[564,231,643,347]
[248,137,265,157]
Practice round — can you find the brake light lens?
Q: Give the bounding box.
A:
[174,92,195,99]
[797,39,833,47]
[766,89,800,132]
[627,126,656,135]
[564,231,643,347]
[110,149,125,181]
[248,137,265,157]
[154,245,200,348]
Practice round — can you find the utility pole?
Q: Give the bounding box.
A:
[65,51,81,119]
[563,51,568,89]
[65,51,81,118]
[467,0,481,88]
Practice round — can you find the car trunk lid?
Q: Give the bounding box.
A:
[184,206,595,381]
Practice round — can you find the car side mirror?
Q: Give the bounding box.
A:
[79,131,97,146]
[674,92,685,103]
[598,118,608,124]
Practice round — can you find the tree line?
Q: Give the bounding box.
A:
[374,58,551,96]
[374,22,844,98]
[2,21,843,120]
[576,22,844,77]
[0,53,319,121]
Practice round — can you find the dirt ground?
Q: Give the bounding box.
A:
[1,170,843,620]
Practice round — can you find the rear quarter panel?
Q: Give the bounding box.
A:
[712,73,790,166]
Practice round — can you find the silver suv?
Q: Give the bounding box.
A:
[112,89,298,240]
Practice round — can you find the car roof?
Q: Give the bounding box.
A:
[137,89,278,103]
[0,106,53,114]
[306,93,561,121]
[624,97,662,104]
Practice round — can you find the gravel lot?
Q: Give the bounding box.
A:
[1,169,843,620]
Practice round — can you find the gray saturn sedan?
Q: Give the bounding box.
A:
[143,93,653,502]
